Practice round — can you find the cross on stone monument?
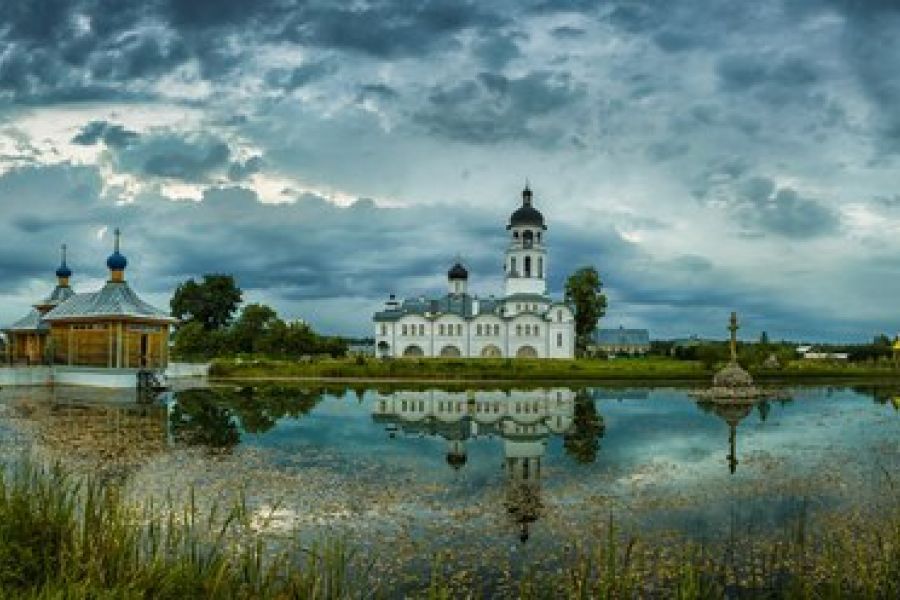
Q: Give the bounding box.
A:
[728,311,739,363]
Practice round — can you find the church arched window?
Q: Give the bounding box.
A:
[516,324,522,336]
[523,230,533,248]
[524,255,532,277]
[510,257,517,274]
[538,257,543,278]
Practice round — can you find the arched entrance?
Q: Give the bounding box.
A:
[516,345,538,358]
[439,345,461,357]
[402,345,424,357]
[481,344,502,358]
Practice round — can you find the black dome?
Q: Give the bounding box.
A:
[508,186,546,229]
[446,452,467,469]
[448,262,468,280]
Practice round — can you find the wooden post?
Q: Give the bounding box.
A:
[116,322,123,368]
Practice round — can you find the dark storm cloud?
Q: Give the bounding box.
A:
[227,156,264,181]
[112,132,232,182]
[733,176,840,238]
[72,121,139,147]
[473,30,523,70]
[282,1,503,58]
[417,70,586,144]
[265,60,336,91]
[716,53,822,96]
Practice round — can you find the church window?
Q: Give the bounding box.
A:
[494,324,500,336]
[456,324,462,336]
[380,324,387,336]
[557,333,563,347]
[513,231,519,239]
[419,324,425,336]
[538,257,543,278]
[402,325,407,336]
[524,255,532,277]
[534,325,539,336]
[511,257,517,274]
[557,310,562,322]
[525,324,531,336]
[476,324,482,336]
[537,232,542,243]
[439,324,444,335]
[523,230,533,248]
[516,324,522,336]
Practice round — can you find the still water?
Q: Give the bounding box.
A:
[0,383,897,580]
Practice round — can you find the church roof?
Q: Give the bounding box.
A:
[38,285,75,308]
[374,294,505,322]
[5,309,49,332]
[43,281,176,323]
[594,327,651,347]
[508,186,546,230]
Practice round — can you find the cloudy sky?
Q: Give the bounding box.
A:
[1,0,899,342]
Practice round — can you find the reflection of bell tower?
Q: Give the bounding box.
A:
[502,421,546,543]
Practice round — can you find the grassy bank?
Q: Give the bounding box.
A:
[1,461,898,598]
[209,356,712,382]
[208,356,900,384]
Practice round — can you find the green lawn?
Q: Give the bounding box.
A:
[207,356,900,383]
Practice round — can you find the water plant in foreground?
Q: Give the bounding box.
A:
[0,461,370,599]
[1,460,898,598]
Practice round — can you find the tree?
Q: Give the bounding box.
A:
[171,274,243,331]
[564,267,608,354]
[564,389,605,464]
[229,304,279,354]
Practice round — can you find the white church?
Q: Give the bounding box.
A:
[373,186,576,359]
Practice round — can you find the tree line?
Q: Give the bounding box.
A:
[170,275,347,360]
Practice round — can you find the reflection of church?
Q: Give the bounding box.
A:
[372,388,575,542]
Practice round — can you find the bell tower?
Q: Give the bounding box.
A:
[504,185,547,296]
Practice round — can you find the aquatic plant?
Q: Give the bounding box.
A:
[0,461,371,599]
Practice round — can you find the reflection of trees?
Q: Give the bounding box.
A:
[170,385,323,451]
[563,389,605,464]
[756,400,771,422]
[852,386,900,407]
[170,389,240,451]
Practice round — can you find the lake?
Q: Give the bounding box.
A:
[0,382,897,590]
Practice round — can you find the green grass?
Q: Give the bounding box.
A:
[208,356,900,384]
[0,461,369,599]
[209,356,713,382]
[2,461,898,598]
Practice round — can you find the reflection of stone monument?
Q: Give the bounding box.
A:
[372,389,575,541]
[709,402,752,474]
